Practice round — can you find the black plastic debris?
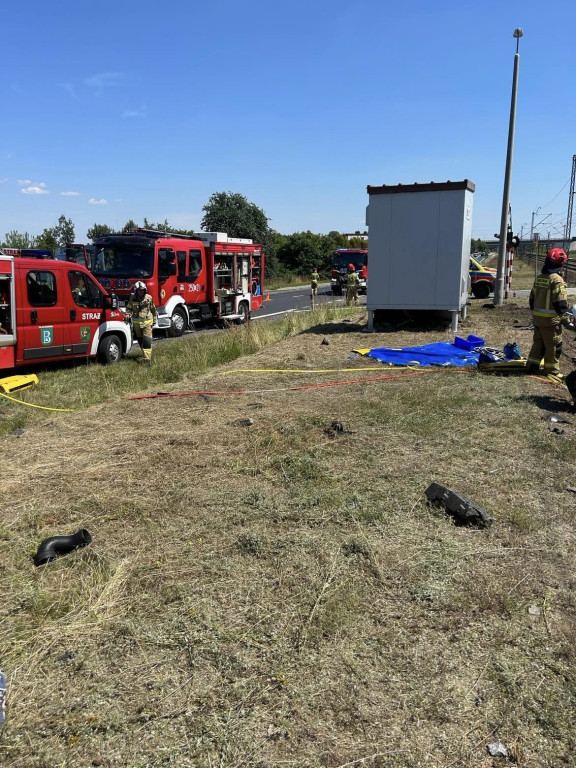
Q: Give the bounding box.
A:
[425,482,493,528]
[566,371,576,401]
[34,529,92,567]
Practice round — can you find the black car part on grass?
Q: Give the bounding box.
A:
[425,482,493,528]
[34,529,92,566]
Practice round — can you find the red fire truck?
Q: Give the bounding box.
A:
[91,229,265,335]
[3,245,92,269]
[0,251,131,371]
[330,248,368,296]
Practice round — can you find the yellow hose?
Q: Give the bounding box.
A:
[0,392,75,411]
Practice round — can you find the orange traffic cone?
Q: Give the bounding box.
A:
[264,291,271,301]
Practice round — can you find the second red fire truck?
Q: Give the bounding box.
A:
[330,248,368,296]
[91,229,265,335]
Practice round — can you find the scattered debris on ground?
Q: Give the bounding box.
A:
[425,482,493,528]
[34,528,92,566]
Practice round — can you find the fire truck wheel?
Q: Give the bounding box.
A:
[237,302,250,324]
[472,282,491,299]
[168,307,188,337]
[97,334,123,364]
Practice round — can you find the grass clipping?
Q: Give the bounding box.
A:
[1,299,576,768]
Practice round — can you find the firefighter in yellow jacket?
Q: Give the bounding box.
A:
[125,281,157,362]
[526,248,572,381]
[310,267,319,296]
[346,264,360,306]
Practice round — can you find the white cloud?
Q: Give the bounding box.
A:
[89,198,108,205]
[122,105,147,119]
[85,72,127,89]
[60,191,80,196]
[17,179,32,185]
[22,184,49,195]
[0,178,7,184]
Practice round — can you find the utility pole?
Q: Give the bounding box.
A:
[565,154,576,252]
[494,28,523,306]
[530,208,540,240]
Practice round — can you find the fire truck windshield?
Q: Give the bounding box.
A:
[333,252,367,269]
[92,246,154,278]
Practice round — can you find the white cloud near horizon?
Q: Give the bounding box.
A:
[89,198,108,205]
[21,183,48,195]
[61,191,80,196]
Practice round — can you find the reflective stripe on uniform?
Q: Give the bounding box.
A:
[533,309,557,317]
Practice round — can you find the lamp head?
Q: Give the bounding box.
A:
[513,28,523,38]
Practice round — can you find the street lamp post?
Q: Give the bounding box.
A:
[494,28,523,306]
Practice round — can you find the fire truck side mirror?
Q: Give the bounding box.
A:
[103,294,118,310]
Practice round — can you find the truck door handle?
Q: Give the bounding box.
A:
[31,310,37,324]
[70,309,76,321]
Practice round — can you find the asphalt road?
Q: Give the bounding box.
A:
[252,282,366,321]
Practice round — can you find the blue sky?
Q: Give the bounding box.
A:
[1,0,575,243]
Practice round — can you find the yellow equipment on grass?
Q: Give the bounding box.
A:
[0,374,39,393]
[477,359,527,375]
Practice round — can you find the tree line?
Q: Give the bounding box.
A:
[1,192,368,280]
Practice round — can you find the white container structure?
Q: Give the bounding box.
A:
[365,180,475,331]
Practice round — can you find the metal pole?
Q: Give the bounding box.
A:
[494,29,523,306]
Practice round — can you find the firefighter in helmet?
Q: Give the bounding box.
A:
[526,248,573,382]
[310,267,319,296]
[346,263,360,306]
[125,281,157,362]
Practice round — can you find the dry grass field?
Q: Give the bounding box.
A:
[1,279,576,767]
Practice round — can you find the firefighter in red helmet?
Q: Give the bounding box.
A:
[526,248,572,382]
[346,263,360,306]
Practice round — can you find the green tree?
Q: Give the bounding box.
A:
[87,223,113,241]
[201,191,277,279]
[471,238,487,253]
[2,230,39,248]
[275,231,336,276]
[140,218,195,236]
[54,215,75,245]
[37,215,75,251]
[347,236,368,249]
[37,228,58,252]
[201,192,270,244]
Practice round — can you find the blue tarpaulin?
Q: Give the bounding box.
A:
[364,342,480,367]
